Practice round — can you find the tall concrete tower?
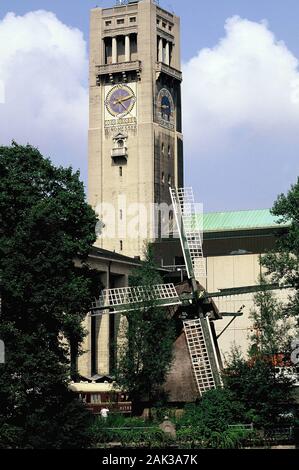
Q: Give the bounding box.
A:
[89,0,183,258]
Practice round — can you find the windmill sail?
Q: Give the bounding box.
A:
[91,283,181,315]
[184,319,216,394]
[170,187,206,280]
[170,186,222,394]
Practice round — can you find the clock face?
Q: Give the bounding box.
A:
[105,84,136,118]
[158,88,174,127]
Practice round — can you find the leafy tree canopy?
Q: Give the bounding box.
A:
[248,275,294,358]
[261,178,299,322]
[0,143,101,448]
[224,348,294,428]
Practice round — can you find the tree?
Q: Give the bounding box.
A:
[180,388,245,432]
[0,143,101,448]
[115,245,175,413]
[224,348,294,428]
[261,178,299,326]
[248,275,293,359]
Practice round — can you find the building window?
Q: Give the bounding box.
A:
[162,22,167,28]
[168,145,171,158]
[120,240,123,251]
[162,142,165,155]
[117,18,125,25]
[105,20,112,26]
[130,17,136,23]
[162,172,165,183]
[130,33,138,57]
[157,19,160,25]
[119,166,123,177]
[104,37,112,65]
[120,209,123,220]
[91,393,102,404]
[169,25,172,31]
[168,174,172,185]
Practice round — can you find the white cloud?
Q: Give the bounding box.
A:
[0,10,88,179]
[183,16,299,158]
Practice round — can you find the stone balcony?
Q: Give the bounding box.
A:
[96,60,142,78]
[111,146,128,160]
[156,62,182,82]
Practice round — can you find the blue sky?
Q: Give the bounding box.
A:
[1,0,299,211]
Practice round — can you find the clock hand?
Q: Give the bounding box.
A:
[118,101,127,111]
[118,94,135,102]
[113,94,135,105]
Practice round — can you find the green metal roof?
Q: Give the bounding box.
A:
[202,209,290,233]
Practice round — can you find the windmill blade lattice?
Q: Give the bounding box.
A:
[170,187,206,280]
[184,318,220,394]
[91,283,181,315]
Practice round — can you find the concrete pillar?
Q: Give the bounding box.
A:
[158,36,163,62]
[165,41,170,66]
[97,270,110,375]
[125,35,131,62]
[112,36,117,63]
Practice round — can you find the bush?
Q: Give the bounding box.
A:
[224,352,294,428]
[177,388,246,432]
[90,415,172,448]
[90,414,174,448]
[176,426,251,449]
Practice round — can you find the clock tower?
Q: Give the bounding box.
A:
[89,0,183,258]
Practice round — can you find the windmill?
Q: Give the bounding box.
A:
[91,186,223,396]
[90,185,293,398]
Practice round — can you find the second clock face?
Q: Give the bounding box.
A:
[105,84,136,118]
[157,88,174,129]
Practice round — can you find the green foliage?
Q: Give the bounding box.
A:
[261,177,299,324]
[171,388,250,449]
[178,388,245,432]
[92,413,148,429]
[90,414,169,448]
[224,348,294,428]
[249,274,294,358]
[115,245,175,409]
[204,428,249,449]
[151,406,177,423]
[0,143,101,448]
[90,393,254,449]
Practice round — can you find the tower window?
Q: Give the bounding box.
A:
[168,174,172,185]
[104,37,112,65]
[161,143,165,155]
[120,240,123,251]
[119,166,123,177]
[162,172,165,183]
[168,145,171,158]
[130,33,138,58]
[120,209,123,220]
